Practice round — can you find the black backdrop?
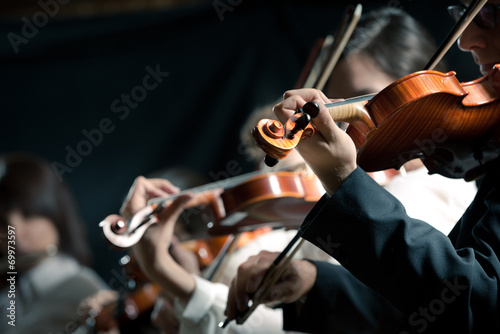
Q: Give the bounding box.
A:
[0,0,480,283]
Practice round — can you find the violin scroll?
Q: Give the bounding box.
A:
[253,102,320,167]
[99,204,163,250]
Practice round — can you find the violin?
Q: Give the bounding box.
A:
[81,254,162,332]
[100,169,323,249]
[253,65,500,181]
[253,0,494,181]
[99,4,371,250]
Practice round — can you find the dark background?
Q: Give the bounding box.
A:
[0,0,480,284]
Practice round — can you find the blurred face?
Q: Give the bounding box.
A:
[458,0,500,75]
[325,53,395,98]
[7,210,59,256]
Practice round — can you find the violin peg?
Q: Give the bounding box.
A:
[264,155,279,167]
[302,101,320,118]
[288,113,311,139]
[263,120,285,139]
[111,219,127,234]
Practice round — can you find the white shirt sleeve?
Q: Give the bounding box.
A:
[383,167,477,235]
[174,274,284,334]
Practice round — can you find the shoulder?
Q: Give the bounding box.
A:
[56,262,108,300]
[33,254,107,301]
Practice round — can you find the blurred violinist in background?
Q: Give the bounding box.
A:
[80,166,274,333]
[0,153,107,334]
[99,6,479,334]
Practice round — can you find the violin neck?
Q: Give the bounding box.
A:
[324,93,375,109]
[147,169,273,206]
[325,94,376,134]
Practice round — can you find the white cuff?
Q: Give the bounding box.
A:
[174,274,227,323]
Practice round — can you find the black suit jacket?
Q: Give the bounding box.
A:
[283,159,500,333]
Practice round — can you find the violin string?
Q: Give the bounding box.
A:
[324,93,375,108]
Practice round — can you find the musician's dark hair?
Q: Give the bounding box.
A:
[342,7,446,78]
[0,153,91,266]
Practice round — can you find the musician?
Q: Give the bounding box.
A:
[114,177,333,334]
[241,6,478,236]
[225,1,500,333]
[101,7,481,334]
[0,153,107,334]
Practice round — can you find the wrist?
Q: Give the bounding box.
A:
[320,164,356,196]
[151,256,196,303]
[300,260,317,297]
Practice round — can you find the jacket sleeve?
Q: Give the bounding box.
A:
[297,166,500,333]
[282,261,403,333]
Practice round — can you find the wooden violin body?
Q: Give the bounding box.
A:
[354,65,500,180]
[254,65,500,181]
[211,171,323,235]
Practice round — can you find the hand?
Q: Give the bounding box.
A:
[112,176,197,302]
[77,289,119,332]
[120,176,180,220]
[273,89,357,195]
[224,251,317,321]
[130,192,194,284]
